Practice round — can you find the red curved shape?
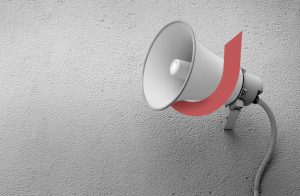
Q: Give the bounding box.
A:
[171,32,242,116]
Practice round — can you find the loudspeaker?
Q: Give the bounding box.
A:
[143,21,243,110]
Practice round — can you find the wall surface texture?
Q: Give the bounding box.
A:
[0,0,300,195]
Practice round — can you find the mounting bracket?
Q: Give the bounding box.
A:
[223,99,244,130]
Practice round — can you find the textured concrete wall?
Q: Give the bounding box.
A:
[0,0,300,195]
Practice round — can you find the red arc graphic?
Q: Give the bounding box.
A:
[171,32,242,116]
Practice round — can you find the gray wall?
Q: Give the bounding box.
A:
[1,0,300,195]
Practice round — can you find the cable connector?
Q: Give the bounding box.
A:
[253,96,260,104]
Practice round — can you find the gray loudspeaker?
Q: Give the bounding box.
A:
[143,21,243,110]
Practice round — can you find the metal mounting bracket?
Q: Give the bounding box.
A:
[223,99,244,130]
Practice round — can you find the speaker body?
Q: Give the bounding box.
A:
[143,21,243,110]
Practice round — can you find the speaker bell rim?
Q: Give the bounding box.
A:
[142,21,197,111]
